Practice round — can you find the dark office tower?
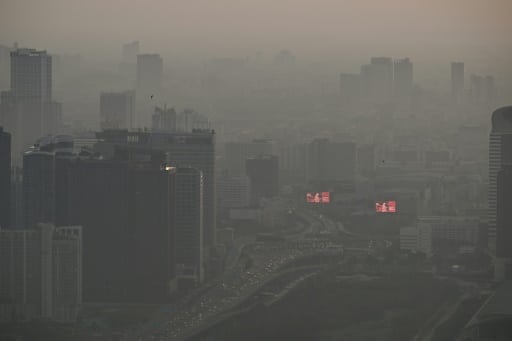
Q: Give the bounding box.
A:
[0,127,10,228]
[122,41,139,63]
[393,58,413,98]
[307,139,356,191]
[370,57,393,100]
[137,53,163,90]
[174,167,203,284]
[11,49,52,103]
[66,154,175,302]
[100,90,135,130]
[6,49,62,161]
[246,155,279,206]
[94,129,216,255]
[451,62,464,103]
[225,140,275,176]
[339,73,360,107]
[23,150,55,229]
[0,44,14,90]
[488,106,512,255]
[152,105,177,132]
[0,223,82,322]
[496,165,512,280]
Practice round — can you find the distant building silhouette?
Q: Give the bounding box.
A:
[152,105,177,132]
[100,90,135,130]
[174,167,204,285]
[0,127,10,228]
[393,58,413,98]
[122,41,139,63]
[0,223,82,322]
[488,107,512,258]
[0,48,62,164]
[451,62,464,103]
[224,140,275,176]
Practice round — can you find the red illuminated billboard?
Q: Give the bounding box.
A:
[375,201,396,213]
[306,192,330,204]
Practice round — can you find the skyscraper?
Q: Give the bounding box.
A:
[174,167,204,283]
[0,223,82,322]
[451,62,464,103]
[224,139,275,176]
[64,152,176,302]
[0,127,10,228]
[488,106,512,255]
[2,48,62,163]
[496,165,512,280]
[100,90,135,130]
[393,58,413,98]
[122,41,139,63]
[94,129,217,257]
[360,57,393,102]
[152,105,177,132]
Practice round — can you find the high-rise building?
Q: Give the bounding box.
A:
[174,167,203,283]
[94,129,216,256]
[152,105,177,132]
[217,174,251,209]
[1,48,62,163]
[496,165,512,280]
[488,106,512,255]
[393,58,413,98]
[224,139,275,176]
[23,150,55,229]
[122,41,139,63]
[0,223,82,322]
[0,44,14,90]
[100,90,135,130]
[246,155,279,206]
[0,127,10,228]
[64,151,176,302]
[451,62,464,103]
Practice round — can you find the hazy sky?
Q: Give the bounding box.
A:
[1,0,511,71]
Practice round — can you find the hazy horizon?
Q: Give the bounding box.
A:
[1,0,511,75]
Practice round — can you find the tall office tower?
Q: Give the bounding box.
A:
[94,129,216,256]
[0,223,82,322]
[23,149,55,229]
[307,138,356,191]
[488,106,512,255]
[100,90,135,130]
[245,155,279,206]
[122,41,139,63]
[152,105,177,132]
[174,167,203,284]
[4,49,62,162]
[393,58,413,98]
[339,73,360,107]
[0,44,14,90]
[177,109,211,132]
[0,127,11,228]
[360,57,393,102]
[496,165,512,280]
[64,151,176,302]
[225,139,275,176]
[451,62,464,103]
[217,174,251,209]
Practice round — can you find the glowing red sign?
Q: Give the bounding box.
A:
[375,201,396,213]
[306,192,330,204]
